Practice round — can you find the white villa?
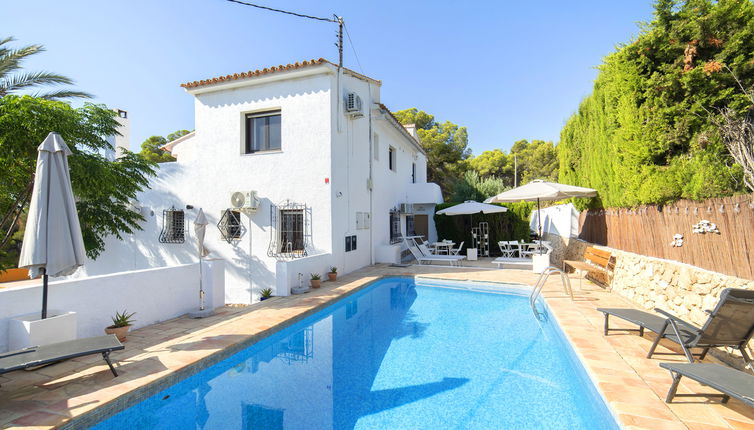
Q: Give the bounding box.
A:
[82,58,443,304]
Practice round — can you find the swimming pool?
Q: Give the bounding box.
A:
[91,277,619,429]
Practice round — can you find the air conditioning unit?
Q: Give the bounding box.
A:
[230,191,260,214]
[400,203,414,214]
[345,92,363,118]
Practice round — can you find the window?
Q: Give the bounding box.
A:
[280,209,304,254]
[345,235,357,252]
[218,209,244,243]
[159,207,185,243]
[388,146,396,171]
[268,202,311,259]
[245,111,281,153]
[389,210,401,244]
[412,162,416,183]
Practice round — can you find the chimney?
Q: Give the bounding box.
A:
[105,109,130,160]
[403,123,419,140]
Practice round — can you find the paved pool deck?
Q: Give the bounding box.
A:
[1,264,753,429]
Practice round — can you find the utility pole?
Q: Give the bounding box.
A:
[514,154,518,188]
[336,15,344,68]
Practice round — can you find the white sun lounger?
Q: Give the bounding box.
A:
[493,257,532,269]
[406,240,465,266]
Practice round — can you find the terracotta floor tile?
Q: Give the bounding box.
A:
[617,413,688,430]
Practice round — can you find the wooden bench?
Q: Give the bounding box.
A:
[563,246,614,288]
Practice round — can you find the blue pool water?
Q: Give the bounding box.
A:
[92,277,619,429]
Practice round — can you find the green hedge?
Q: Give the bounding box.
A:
[558,0,754,208]
[433,202,534,254]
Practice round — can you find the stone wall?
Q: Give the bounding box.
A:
[554,235,754,367]
[543,232,588,269]
[609,249,754,327]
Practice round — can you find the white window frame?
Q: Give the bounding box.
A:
[243,110,282,154]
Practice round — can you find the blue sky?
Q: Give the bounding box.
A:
[3,1,654,154]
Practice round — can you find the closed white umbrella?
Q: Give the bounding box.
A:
[195,208,209,258]
[194,209,209,311]
[18,132,86,319]
[436,200,508,216]
[484,179,597,251]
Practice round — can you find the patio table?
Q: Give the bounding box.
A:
[519,241,550,257]
[432,242,455,255]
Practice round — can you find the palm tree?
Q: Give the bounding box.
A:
[0,36,91,99]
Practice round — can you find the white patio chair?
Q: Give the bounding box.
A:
[498,241,518,258]
[450,241,464,255]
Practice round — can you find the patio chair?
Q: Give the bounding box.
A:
[598,288,754,365]
[406,242,465,266]
[450,241,464,255]
[0,335,124,383]
[659,362,754,406]
[498,241,518,258]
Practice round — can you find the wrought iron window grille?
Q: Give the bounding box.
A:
[268,200,312,259]
[217,209,246,244]
[389,208,402,244]
[159,206,186,244]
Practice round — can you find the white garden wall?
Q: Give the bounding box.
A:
[0,261,224,353]
[275,253,333,296]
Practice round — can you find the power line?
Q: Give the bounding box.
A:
[343,22,364,75]
[226,0,345,68]
[226,0,337,23]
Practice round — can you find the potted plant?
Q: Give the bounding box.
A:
[105,310,136,342]
[310,273,321,288]
[328,266,338,281]
[260,288,273,301]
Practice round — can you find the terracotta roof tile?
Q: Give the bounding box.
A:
[181,58,380,89]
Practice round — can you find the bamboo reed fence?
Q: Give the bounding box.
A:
[578,194,754,280]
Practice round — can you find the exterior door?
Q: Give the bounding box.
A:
[413,215,429,240]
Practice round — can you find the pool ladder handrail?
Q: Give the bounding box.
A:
[529,266,574,315]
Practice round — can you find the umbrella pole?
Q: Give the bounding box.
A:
[537,198,543,255]
[198,256,205,311]
[41,269,48,320]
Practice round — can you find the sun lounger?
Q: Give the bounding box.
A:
[660,362,754,406]
[406,241,465,266]
[598,288,754,365]
[0,335,124,380]
[492,257,532,269]
[598,308,680,337]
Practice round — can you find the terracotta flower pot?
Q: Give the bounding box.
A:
[105,325,131,342]
[310,279,321,288]
[328,272,337,281]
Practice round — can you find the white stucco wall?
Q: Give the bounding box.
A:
[276,253,333,294]
[0,262,223,353]
[79,73,334,304]
[330,73,439,267]
[74,64,439,303]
